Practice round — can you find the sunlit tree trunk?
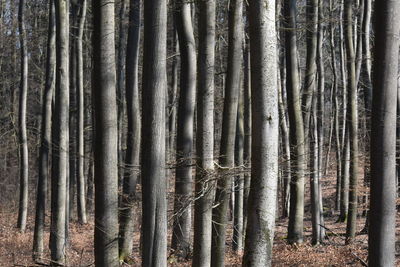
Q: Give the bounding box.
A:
[92,0,119,265]
[172,0,197,257]
[243,0,278,265]
[211,1,243,265]
[192,0,215,266]
[33,0,55,261]
[17,0,29,233]
[141,0,168,265]
[284,0,305,244]
[119,0,141,261]
[50,0,69,264]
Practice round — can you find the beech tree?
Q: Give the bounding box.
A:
[368,0,400,265]
[193,0,215,266]
[33,0,55,261]
[141,0,168,265]
[172,0,197,257]
[211,0,243,265]
[50,0,69,264]
[284,0,305,244]
[16,0,28,233]
[243,0,278,265]
[92,0,119,265]
[119,0,141,261]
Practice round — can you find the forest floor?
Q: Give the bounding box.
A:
[1,167,399,266]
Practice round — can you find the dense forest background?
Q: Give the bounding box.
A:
[0,0,399,266]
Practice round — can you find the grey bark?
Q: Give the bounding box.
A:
[172,0,197,257]
[242,1,278,265]
[76,0,87,225]
[192,0,215,266]
[119,0,141,260]
[345,0,359,242]
[92,0,119,265]
[17,0,29,233]
[302,0,318,145]
[284,0,306,244]
[242,41,251,231]
[233,87,244,252]
[33,0,55,261]
[211,1,243,265]
[141,0,168,265]
[117,0,128,188]
[50,0,69,264]
[368,0,400,265]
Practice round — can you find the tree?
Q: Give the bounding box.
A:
[193,0,215,265]
[50,0,69,264]
[16,0,28,233]
[172,0,197,257]
[141,0,168,265]
[33,0,56,261]
[211,0,243,265]
[119,0,141,261]
[344,0,359,242]
[284,0,306,244]
[92,0,119,265]
[242,0,278,265]
[368,0,400,265]
[76,0,87,225]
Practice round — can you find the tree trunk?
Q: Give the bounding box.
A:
[50,0,69,264]
[233,87,244,252]
[192,0,215,265]
[119,0,141,261]
[368,1,400,265]
[33,0,56,261]
[211,1,243,265]
[17,0,29,233]
[172,0,197,257]
[243,1,278,265]
[344,0,359,242]
[92,0,119,265]
[302,0,318,148]
[141,0,168,265]
[117,0,128,189]
[284,0,306,244]
[76,0,87,225]
[242,41,251,231]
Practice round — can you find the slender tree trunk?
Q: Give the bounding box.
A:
[302,0,318,147]
[278,55,291,218]
[33,0,55,261]
[141,0,168,265]
[345,0,359,242]
[50,0,69,264]
[362,0,372,107]
[243,1,278,265]
[172,0,197,257]
[316,0,325,240]
[76,0,87,225]
[233,88,244,252]
[192,0,215,266]
[117,0,128,188]
[329,0,342,212]
[211,1,243,265]
[92,0,119,265]
[368,1,400,265]
[284,0,306,244]
[242,40,251,233]
[119,0,141,261]
[168,30,178,175]
[17,0,29,233]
